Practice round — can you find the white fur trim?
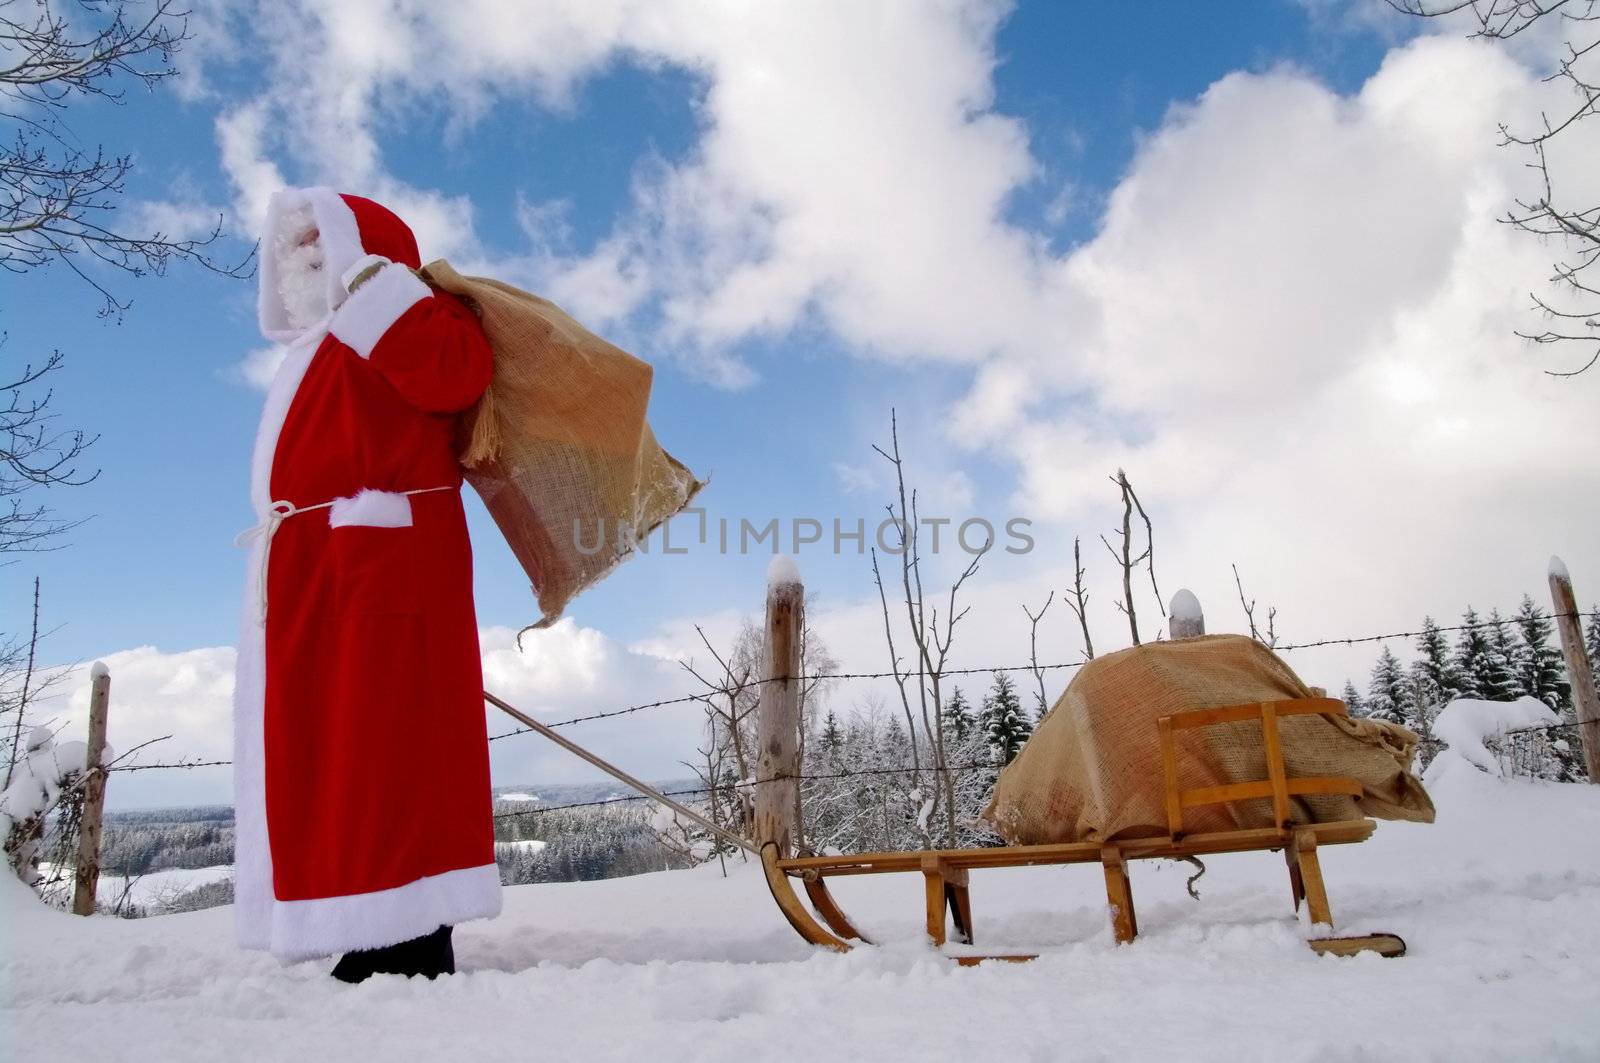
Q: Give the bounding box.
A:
[269,863,503,961]
[248,328,326,516]
[258,187,365,343]
[328,263,431,359]
[235,324,327,951]
[231,532,272,951]
[329,489,413,529]
[340,253,391,291]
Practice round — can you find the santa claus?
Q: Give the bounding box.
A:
[234,188,500,980]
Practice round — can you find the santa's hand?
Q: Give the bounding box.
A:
[342,253,391,293]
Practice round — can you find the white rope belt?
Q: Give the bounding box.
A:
[234,485,454,622]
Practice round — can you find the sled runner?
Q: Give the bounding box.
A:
[759,698,1407,962]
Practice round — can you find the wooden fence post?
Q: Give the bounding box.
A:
[755,557,804,858]
[1548,557,1600,783]
[1169,589,1205,639]
[72,662,111,916]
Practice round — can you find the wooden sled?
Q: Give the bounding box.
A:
[763,698,1407,963]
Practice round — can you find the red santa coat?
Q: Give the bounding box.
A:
[234,188,500,960]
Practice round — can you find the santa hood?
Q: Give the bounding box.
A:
[257,187,423,342]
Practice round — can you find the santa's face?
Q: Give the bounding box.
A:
[275,205,329,329]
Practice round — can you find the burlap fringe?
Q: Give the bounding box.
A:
[460,382,501,468]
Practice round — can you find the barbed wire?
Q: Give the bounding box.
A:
[488,610,1600,739]
[1272,610,1599,652]
[487,691,712,742]
[96,608,1600,773]
[484,662,1092,741]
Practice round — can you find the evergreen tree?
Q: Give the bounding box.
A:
[818,709,845,755]
[940,687,976,743]
[882,714,911,767]
[1366,646,1410,726]
[1402,674,1439,752]
[1409,616,1459,708]
[1341,680,1365,717]
[1589,606,1600,702]
[1452,608,1495,700]
[1514,596,1570,711]
[1480,610,1524,702]
[981,672,1032,765]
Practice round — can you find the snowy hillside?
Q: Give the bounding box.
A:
[5,765,1598,1061]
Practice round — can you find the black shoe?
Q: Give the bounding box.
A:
[331,925,454,983]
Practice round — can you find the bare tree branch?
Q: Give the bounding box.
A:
[1389,0,1600,375]
[1,1,254,316]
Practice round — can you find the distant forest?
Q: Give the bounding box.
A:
[74,788,695,918]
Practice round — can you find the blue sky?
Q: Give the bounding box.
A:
[5,1,1392,656]
[5,1,1596,806]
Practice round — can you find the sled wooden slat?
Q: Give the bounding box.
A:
[762,697,1404,962]
[773,819,1375,877]
[1178,776,1365,811]
[1164,698,1346,730]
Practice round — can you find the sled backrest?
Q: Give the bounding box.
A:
[1157,698,1364,839]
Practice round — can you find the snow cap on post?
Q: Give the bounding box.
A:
[767,554,802,589]
[1549,555,1570,583]
[1169,588,1204,639]
[90,661,109,682]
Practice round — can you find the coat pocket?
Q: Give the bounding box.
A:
[328,491,420,616]
[329,489,414,529]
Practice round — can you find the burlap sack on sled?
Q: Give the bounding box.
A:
[983,634,1434,845]
[421,260,704,628]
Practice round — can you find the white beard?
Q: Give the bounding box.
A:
[275,206,329,330]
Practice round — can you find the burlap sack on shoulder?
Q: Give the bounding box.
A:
[421,261,704,628]
[982,634,1434,845]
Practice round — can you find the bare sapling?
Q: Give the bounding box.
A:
[870,409,983,848]
[1065,536,1095,660]
[1231,563,1279,647]
[1023,591,1055,719]
[1099,469,1162,646]
[680,624,760,846]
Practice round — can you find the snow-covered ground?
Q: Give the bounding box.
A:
[93,866,233,911]
[5,765,1598,1061]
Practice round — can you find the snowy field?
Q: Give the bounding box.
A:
[93,865,233,911]
[5,764,1599,1062]
[35,863,234,912]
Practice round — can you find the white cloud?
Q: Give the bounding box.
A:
[229,345,287,390]
[130,198,228,245]
[187,5,1599,740]
[27,646,238,809]
[203,1,1051,384]
[973,37,1600,671]
[831,462,878,495]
